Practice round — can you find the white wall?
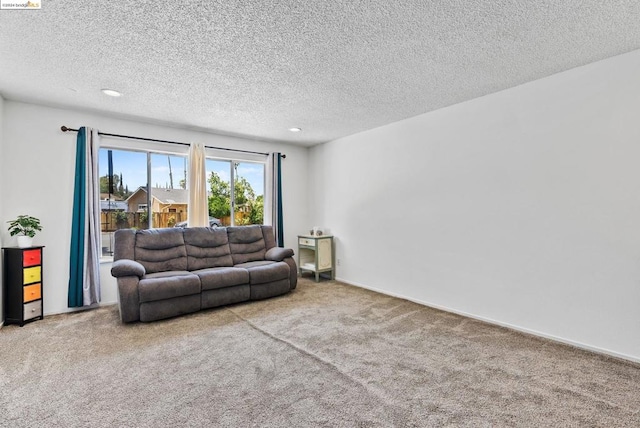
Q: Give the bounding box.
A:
[309,49,640,362]
[0,94,5,325]
[1,101,309,315]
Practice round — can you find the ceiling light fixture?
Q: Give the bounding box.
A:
[101,89,122,97]
[288,127,302,132]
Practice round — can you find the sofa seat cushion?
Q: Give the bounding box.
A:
[143,270,192,279]
[138,273,201,303]
[234,260,275,269]
[193,267,250,291]
[244,261,290,285]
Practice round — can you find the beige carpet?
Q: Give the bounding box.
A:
[1,278,639,427]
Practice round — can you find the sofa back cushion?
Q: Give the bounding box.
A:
[113,229,136,261]
[134,228,187,274]
[227,225,267,265]
[261,225,277,250]
[184,227,234,270]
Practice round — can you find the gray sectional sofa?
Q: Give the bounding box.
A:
[110,225,297,323]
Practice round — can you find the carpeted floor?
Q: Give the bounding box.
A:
[1,278,639,427]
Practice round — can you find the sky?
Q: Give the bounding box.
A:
[98,149,265,196]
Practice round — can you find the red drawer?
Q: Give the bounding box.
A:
[23,249,41,267]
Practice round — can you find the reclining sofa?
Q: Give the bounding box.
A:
[110,225,297,323]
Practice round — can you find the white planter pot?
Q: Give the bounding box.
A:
[17,236,33,248]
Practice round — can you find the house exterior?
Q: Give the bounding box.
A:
[126,187,189,214]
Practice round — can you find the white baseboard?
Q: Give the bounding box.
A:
[336,276,640,365]
[42,300,118,317]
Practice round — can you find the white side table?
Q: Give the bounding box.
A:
[298,235,334,282]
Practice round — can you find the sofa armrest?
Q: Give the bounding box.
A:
[111,259,146,278]
[265,247,294,262]
[116,276,141,323]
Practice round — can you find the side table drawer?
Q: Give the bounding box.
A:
[24,283,42,302]
[24,300,42,321]
[299,237,315,247]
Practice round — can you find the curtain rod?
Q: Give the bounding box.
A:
[60,126,285,158]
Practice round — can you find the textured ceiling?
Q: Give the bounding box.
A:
[1,1,640,146]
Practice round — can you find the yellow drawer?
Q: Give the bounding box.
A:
[24,300,42,321]
[24,283,42,302]
[23,266,41,284]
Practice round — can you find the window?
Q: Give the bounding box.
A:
[98,148,147,257]
[98,146,265,259]
[206,159,264,226]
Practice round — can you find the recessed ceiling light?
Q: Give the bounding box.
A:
[101,89,122,97]
[288,127,302,132]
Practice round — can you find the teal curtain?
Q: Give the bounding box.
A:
[275,154,284,247]
[68,127,101,307]
[68,128,86,307]
[266,152,284,247]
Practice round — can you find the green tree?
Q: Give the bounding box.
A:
[207,171,263,224]
[208,171,231,218]
[118,173,124,195]
[100,174,121,195]
[99,172,132,199]
[248,195,264,225]
[234,176,255,206]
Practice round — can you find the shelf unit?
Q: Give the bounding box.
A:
[2,246,45,326]
[298,235,334,282]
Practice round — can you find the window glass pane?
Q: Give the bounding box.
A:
[234,161,264,225]
[150,154,188,228]
[98,148,148,257]
[206,159,232,226]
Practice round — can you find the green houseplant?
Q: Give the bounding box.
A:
[7,215,42,248]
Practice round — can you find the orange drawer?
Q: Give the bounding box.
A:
[23,249,41,267]
[23,283,41,302]
[23,266,41,284]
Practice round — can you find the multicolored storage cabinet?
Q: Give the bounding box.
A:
[2,246,44,326]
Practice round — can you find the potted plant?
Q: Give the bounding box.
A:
[7,215,42,248]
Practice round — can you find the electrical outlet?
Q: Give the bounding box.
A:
[337,258,341,266]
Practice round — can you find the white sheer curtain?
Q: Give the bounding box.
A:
[188,142,209,227]
[265,152,284,246]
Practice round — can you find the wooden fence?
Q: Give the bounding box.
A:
[101,211,188,232]
[101,210,261,231]
[218,212,252,226]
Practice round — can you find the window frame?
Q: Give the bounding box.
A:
[98,141,267,262]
